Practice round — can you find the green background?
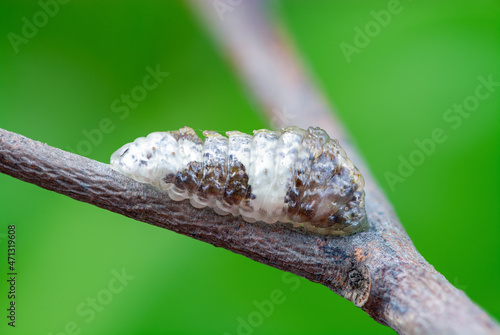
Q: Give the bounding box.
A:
[0,1,498,334]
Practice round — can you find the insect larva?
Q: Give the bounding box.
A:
[110,126,368,236]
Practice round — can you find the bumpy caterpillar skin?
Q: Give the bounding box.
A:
[110,126,368,235]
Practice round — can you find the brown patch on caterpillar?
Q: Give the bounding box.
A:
[186,156,256,211]
[316,191,367,235]
[285,133,362,231]
[194,131,228,203]
[286,128,325,222]
[295,148,340,224]
[163,173,175,183]
[221,159,251,207]
[195,163,227,200]
[332,191,368,232]
[173,161,203,194]
[285,169,307,218]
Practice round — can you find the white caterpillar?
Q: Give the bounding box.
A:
[110,126,368,235]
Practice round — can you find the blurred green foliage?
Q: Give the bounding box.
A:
[0,1,498,334]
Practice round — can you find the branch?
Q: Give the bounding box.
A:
[0,126,498,335]
[0,2,498,335]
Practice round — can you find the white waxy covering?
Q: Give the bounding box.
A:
[110,126,368,236]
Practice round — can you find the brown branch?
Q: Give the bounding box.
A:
[0,127,498,335]
[0,2,498,335]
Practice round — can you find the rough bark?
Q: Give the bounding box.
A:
[0,127,498,335]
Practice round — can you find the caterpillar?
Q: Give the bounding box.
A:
[110,126,368,236]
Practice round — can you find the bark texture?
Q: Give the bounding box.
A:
[0,127,498,335]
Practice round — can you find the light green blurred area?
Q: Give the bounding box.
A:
[0,1,498,334]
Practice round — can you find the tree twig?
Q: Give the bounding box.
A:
[0,1,498,334]
[0,118,497,335]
